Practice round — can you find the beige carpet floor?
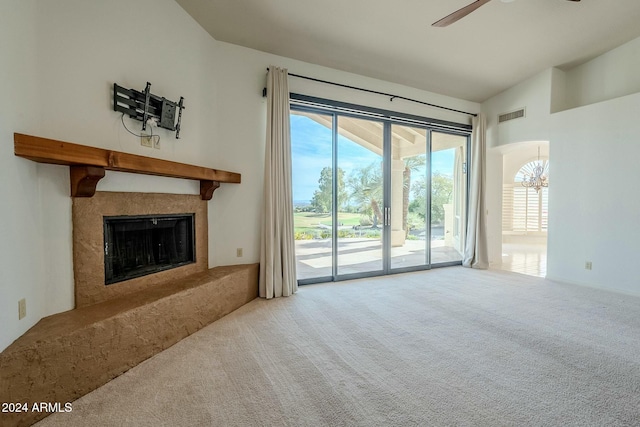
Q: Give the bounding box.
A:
[35,268,640,426]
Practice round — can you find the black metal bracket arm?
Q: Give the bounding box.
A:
[114,82,186,138]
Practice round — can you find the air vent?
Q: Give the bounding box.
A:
[498,108,526,123]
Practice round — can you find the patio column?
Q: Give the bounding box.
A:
[391,158,405,247]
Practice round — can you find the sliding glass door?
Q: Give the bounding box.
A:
[389,124,429,269]
[291,104,469,284]
[291,111,334,281]
[431,131,468,265]
[336,116,385,276]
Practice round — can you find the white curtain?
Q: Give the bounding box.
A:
[259,66,298,298]
[463,113,489,269]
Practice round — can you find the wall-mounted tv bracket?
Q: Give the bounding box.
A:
[113,82,185,138]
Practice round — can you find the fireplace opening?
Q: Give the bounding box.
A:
[104,214,195,285]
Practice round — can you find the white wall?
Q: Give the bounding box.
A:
[547,37,640,295]
[481,70,554,265]
[0,0,43,353]
[547,93,640,296]
[0,0,479,352]
[482,69,553,149]
[484,147,503,265]
[563,36,640,110]
[482,37,640,296]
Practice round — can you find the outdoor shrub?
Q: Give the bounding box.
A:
[294,231,314,240]
[359,216,372,226]
[338,229,357,238]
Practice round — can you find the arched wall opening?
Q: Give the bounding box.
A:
[497,141,549,277]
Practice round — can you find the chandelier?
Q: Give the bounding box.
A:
[521,147,548,193]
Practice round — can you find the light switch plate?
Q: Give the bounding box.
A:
[18,298,26,320]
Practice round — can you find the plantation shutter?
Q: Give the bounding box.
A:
[541,188,549,231]
[502,184,548,234]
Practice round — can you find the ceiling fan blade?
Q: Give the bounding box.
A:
[432,0,493,27]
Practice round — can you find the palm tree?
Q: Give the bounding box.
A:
[403,155,426,236]
[348,162,383,228]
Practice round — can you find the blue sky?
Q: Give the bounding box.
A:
[291,114,455,202]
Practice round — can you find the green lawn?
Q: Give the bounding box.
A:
[294,212,366,239]
[294,212,361,229]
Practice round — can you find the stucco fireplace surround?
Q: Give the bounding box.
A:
[73,192,209,307]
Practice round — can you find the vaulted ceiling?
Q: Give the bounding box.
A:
[175,0,640,103]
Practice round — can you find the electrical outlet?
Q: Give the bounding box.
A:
[140,134,152,147]
[153,137,160,149]
[18,298,26,320]
[236,248,243,257]
[585,261,593,270]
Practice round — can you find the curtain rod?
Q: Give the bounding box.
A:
[264,68,477,117]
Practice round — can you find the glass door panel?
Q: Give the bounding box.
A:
[390,124,429,269]
[336,116,384,276]
[290,111,334,281]
[430,131,467,265]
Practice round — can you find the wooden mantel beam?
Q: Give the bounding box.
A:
[14,133,240,200]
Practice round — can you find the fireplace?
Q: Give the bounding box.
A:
[4,134,255,427]
[104,214,196,285]
[73,192,208,307]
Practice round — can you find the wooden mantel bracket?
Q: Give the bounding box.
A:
[14,133,241,199]
[70,166,106,197]
[200,180,221,201]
